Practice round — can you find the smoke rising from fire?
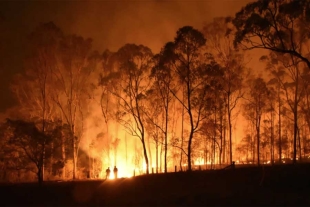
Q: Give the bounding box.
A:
[0,0,253,112]
[0,0,257,178]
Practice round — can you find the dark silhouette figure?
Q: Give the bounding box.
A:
[223,161,235,170]
[113,166,118,179]
[106,167,111,180]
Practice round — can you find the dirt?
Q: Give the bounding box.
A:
[0,163,310,206]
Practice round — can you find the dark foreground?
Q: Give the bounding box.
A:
[1,164,310,206]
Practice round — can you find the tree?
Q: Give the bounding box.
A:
[266,74,285,162]
[0,121,32,182]
[5,119,51,183]
[203,17,246,165]
[10,22,62,180]
[102,44,154,174]
[147,48,175,173]
[164,26,219,171]
[98,50,118,168]
[244,77,269,165]
[51,34,95,179]
[261,52,309,163]
[233,0,310,68]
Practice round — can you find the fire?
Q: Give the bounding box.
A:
[98,153,143,179]
[100,161,135,179]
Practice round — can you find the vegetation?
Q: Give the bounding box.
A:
[1,0,310,183]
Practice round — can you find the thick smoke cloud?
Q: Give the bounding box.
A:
[0,0,253,112]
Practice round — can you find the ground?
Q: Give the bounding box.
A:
[0,164,310,206]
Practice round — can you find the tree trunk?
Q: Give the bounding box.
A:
[297,127,302,160]
[187,130,194,171]
[278,98,282,163]
[227,93,233,165]
[37,165,43,184]
[219,110,223,166]
[223,122,226,164]
[293,106,298,164]
[164,97,169,173]
[147,135,152,172]
[257,116,261,166]
[179,87,185,171]
[156,139,158,173]
[160,140,163,173]
[270,110,274,165]
[141,136,149,174]
[213,106,217,169]
[72,124,77,179]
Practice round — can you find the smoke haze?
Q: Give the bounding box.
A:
[0,0,253,112]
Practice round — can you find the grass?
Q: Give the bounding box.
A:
[0,163,310,206]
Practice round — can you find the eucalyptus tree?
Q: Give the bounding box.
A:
[145,47,176,173]
[261,52,310,163]
[203,17,246,165]
[299,76,310,145]
[265,74,285,162]
[51,34,95,179]
[102,44,154,174]
[264,86,277,164]
[233,0,310,69]
[97,50,119,169]
[10,22,63,180]
[163,26,221,171]
[244,77,269,165]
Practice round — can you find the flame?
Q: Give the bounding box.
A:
[100,156,136,179]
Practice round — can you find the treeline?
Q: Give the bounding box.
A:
[1,0,310,183]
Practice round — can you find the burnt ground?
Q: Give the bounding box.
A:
[0,164,310,206]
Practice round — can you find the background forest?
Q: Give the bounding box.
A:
[1,0,310,184]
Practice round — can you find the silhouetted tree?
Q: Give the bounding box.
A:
[51,34,95,179]
[103,44,154,174]
[163,26,220,171]
[5,119,51,183]
[203,17,246,165]
[261,52,310,163]
[147,48,176,173]
[11,22,63,180]
[244,77,269,165]
[233,0,310,68]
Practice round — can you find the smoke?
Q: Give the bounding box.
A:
[43,0,254,53]
[0,0,253,112]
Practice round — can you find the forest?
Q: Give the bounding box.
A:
[1,0,310,184]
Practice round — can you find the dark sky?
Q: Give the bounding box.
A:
[0,0,253,113]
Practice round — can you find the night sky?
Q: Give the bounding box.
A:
[0,0,253,113]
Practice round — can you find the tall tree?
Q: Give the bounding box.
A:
[102,44,154,174]
[261,52,309,163]
[203,17,245,165]
[148,48,175,173]
[10,22,62,180]
[233,0,310,68]
[51,34,95,179]
[164,26,219,171]
[244,77,269,165]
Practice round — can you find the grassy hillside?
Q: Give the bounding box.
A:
[0,164,310,206]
